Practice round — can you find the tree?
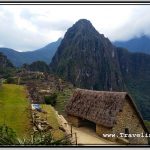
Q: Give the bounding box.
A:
[0,124,19,145]
[44,93,57,106]
[6,77,15,84]
[0,79,2,88]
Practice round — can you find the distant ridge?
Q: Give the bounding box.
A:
[114,35,150,54]
[0,38,62,67]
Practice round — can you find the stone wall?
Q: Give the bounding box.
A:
[112,98,148,144]
[67,115,81,127]
[96,98,148,144]
[96,124,115,141]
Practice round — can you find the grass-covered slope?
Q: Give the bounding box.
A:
[0,84,31,138]
[55,88,74,115]
[40,104,64,140]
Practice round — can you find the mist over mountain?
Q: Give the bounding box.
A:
[114,35,150,54]
[0,38,62,67]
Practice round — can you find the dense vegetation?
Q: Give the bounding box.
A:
[0,52,15,79]
[22,61,50,73]
[0,124,71,145]
[116,48,150,120]
[44,93,57,106]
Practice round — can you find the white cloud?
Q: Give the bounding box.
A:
[110,5,150,41]
[0,5,150,51]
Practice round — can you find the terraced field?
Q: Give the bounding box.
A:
[40,104,64,140]
[55,88,74,115]
[0,84,31,138]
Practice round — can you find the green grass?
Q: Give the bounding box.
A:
[40,104,64,140]
[144,120,150,132]
[55,88,74,115]
[144,120,150,128]
[0,84,31,138]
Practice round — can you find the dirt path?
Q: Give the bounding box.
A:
[56,112,117,145]
[71,126,116,145]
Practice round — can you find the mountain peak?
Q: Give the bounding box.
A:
[62,19,101,44]
[75,19,92,26]
[50,19,124,91]
[72,19,95,31]
[64,19,98,37]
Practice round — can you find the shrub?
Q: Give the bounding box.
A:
[0,125,72,145]
[44,93,57,106]
[0,124,19,145]
[23,131,72,145]
[6,77,16,84]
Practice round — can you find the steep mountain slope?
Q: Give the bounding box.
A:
[50,19,124,91]
[0,38,61,67]
[116,48,150,120]
[50,19,150,120]
[0,52,14,78]
[114,35,150,54]
[0,52,14,69]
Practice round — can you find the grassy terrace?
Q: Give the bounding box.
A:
[55,88,74,115]
[0,84,31,138]
[40,104,64,140]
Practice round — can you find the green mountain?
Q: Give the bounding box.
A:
[116,47,150,120]
[0,52,14,78]
[50,19,124,91]
[114,35,150,54]
[50,19,150,120]
[22,61,50,73]
[0,38,62,67]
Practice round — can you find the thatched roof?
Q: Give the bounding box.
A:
[65,89,148,132]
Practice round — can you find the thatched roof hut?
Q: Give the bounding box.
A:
[65,89,148,132]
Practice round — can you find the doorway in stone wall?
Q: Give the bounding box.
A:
[79,118,96,132]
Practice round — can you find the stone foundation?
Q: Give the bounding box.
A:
[67,115,81,127]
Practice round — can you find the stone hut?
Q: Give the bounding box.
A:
[65,89,149,144]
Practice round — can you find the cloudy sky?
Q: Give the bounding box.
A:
[0,5,150,52]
